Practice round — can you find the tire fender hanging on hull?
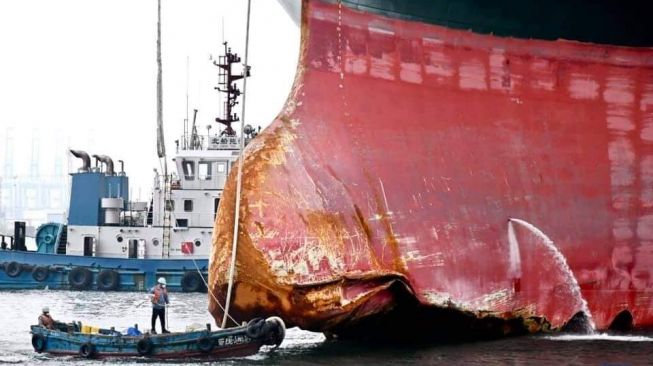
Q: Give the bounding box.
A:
[68,267,93,290]
[97,269,120,291]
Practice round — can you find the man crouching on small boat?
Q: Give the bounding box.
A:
[150,277,170,334]
[38,307,55,330]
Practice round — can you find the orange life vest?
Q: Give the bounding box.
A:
[39,313,54,329]
[152,286,167,304]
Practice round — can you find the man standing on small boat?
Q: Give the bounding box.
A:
[38,307,55,330]
[150,277,170,334]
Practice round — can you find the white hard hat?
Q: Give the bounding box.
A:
[157,277,167,285]
[42,306,49,313]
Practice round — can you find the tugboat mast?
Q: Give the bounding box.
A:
[214,42,250,136]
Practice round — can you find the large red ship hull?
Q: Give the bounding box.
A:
[210,0,653,336]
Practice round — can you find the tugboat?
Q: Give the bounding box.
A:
[0,40,254,292]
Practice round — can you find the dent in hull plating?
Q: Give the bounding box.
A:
[209,0,653,337]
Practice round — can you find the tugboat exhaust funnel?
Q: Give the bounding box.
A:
[92,155,115,176]
[69,150,90,172]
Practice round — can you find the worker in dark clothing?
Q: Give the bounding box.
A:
[150,277,170,334]
[38,307,55,329]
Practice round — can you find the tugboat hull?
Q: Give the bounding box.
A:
[0,251,207,292]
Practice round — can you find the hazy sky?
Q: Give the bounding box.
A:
[0,0,299,199]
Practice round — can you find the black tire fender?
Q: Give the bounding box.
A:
[32,266,50,282]
[197,336,214,353]
[79,342,96,358]
[68,267,93,290]
[31,334,46,352]
[264,316,286,347]
[180,271,205,292]
[246,318,267,339]
[97,269,120,291]
[136,338,153,356]
[5,261,23,278]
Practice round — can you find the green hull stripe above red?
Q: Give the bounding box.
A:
[336,0,653,47]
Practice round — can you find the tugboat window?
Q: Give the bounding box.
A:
[184,199,193,212]
[128,239,138,259]
[182,160,195,180]
[217,162,226,173]
[199,162,212,180]
[176,219,189,228]
[83,237,94,256]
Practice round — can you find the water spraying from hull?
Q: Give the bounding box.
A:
[508,218,595,332]
[507,220,522,279]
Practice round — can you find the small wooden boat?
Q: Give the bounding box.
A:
[30,317,285,359]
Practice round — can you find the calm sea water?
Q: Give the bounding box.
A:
[0,290,651,365]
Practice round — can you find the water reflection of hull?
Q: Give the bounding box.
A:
[209,0,653,337]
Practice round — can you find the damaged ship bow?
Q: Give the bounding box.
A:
[210,0,653,339]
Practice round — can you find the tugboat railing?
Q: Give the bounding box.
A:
[153,174,180,192]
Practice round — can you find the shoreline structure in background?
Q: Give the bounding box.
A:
[0,126,71,237]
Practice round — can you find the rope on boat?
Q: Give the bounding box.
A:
[191,257,239,326]
[222,0,252,329]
